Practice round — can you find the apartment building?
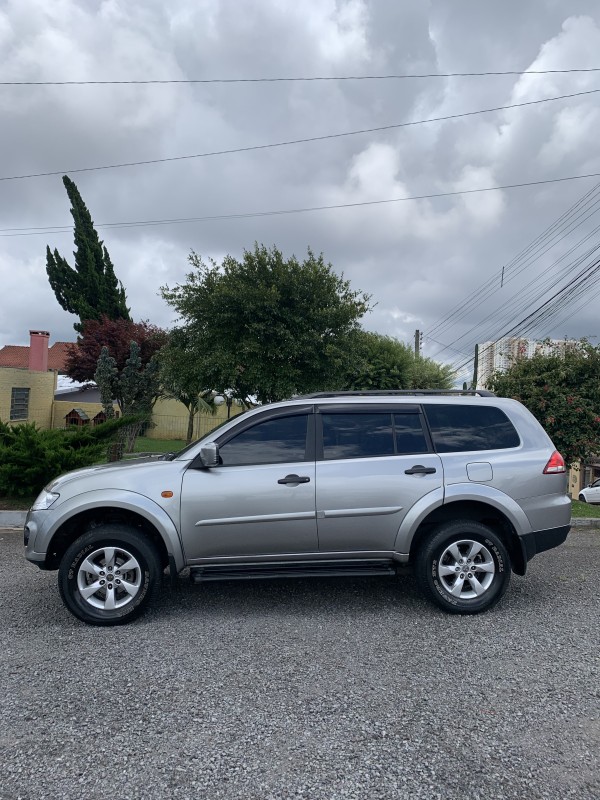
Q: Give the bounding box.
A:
[476,337,573,388]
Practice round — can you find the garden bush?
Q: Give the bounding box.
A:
[0,418,132,497]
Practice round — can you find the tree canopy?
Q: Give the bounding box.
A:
[157,328,215,444]
[488,340,600,466]
[46,175,130,332]
[345,331,454,391]
[94,342,161,456]
[161,244,371,404]
[94,341,161,418]
[65,315,167,383]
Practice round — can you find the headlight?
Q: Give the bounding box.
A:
[31,490,60,511]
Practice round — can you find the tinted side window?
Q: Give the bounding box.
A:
[219,415,308,466]
[393,413,429,454]
[323,413,394,460]
[322,412,428,460]
[424,405,520,452]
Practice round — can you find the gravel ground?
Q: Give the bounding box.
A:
[1,527,599,800]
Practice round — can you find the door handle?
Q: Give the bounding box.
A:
[404,465,437,475]
[278,474,311,485]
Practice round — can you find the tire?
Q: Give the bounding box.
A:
[416,520,511,614]
[58,524,162,626]
[578,494,587,503]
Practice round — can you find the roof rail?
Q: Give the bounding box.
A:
[297,389,496,398]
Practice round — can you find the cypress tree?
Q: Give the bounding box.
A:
[46,176,131,332]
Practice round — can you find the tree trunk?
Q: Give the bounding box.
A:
[186,407,195,445]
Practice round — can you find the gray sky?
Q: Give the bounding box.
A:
[2,0,600,384]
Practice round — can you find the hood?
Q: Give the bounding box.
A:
[47,455,171,492]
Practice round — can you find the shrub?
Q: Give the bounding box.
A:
[0,418,131,497]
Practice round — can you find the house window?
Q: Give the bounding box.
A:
[10,388,30,421]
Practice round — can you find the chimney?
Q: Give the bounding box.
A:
[29,330,50,371]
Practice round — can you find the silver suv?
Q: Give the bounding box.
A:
[24,391,571,625]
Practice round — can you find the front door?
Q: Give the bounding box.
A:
[315,406,443,552]
[180,410,317,560]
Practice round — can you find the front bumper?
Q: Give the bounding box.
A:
[23,510,53,568]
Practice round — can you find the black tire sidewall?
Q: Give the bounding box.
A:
[417,521,510,614]
[58,525,161,626]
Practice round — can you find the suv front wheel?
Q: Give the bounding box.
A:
[416,520,511,614]
[58,524,162,625]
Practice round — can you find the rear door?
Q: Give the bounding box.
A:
[315,405,443,552]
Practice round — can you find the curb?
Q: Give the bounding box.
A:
[0,511,27,527]
[1,512,599,530]
[570,517,600,528]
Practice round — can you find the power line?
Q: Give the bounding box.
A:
[427,187,600,353]
[3,68,600,85]
[445,245,600,373]
[426,181,600,346]
[454,240,600,354]
[423,335,471,359]
[2,87,599,182]
[449,254,600,375]
[427,181,600,339]
[439,228,600,363]
[3,169,600,238]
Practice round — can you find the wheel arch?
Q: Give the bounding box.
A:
[408,500,527,575]
[43,495,184,572]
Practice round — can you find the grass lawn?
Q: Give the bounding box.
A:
[571,499,600,518]
[133,436,186,454]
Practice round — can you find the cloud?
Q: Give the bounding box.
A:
[0,0,599,382]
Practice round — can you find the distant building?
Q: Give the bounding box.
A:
[0,331,70,372]
[0,329,237,441]
[477,337,575,388]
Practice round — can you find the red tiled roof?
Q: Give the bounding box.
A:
[48,342,72,371]
[0,342,72,372]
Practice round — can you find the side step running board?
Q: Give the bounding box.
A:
[190,560,397,583]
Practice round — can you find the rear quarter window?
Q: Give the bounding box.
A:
[424,404,520,452]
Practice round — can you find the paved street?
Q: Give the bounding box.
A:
[1,527,599,800]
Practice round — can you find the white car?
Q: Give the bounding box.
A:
[578,479,600,504]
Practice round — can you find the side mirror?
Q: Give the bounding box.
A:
[199,442,220,468]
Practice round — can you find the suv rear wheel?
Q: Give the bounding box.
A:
[416,520,511,614]
[58,524,161,626]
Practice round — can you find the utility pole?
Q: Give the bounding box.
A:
[472,343,479,389]
[414,329,422,357]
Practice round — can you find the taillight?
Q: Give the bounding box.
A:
[543,451,566,474]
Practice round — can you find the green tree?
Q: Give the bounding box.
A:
[345,331,454,390]
[94,346,117,419]
[409,355,455,390]
[345,332,413,389]
[119,341,160,418]
[488,340,600,466]
[157,329,215,444]
[94,342,161,456]
[46,176,131,332]
[161,244,371,404]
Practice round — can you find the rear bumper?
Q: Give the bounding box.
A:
[520,524,571,563]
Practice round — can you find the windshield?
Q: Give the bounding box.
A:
[164,412,248,460]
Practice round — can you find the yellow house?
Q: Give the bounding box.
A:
[0,331,57,429]
[0,330,239,442]
[0,366,56,429]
